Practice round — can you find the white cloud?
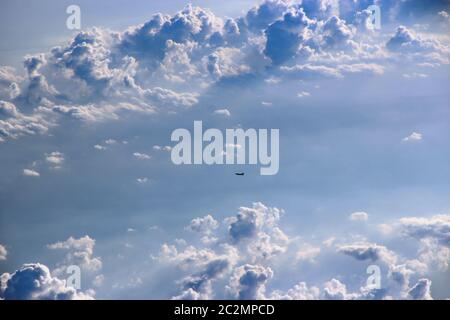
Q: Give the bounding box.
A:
[0,263,94,300]
[0,244,7,261]
[402,132,423,142]
[297,91,311,98]
[45,151,64,169]
[398,215,450,246]
[133,152,151,160]
[94,144,106,150]
[213,108,231,117]
[270,282,319,300]
[323,278,356,300]
[296,244,321,262]
[186,215,219,235]
[349,211,369,221]
[153,145,172,152]
[136,177,149,184]
[47,236,102,273]
[23,168,40,177]
[338,242,397,266]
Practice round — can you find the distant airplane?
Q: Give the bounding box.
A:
[235,172,245,176]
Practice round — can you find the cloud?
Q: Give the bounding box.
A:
[227,202,283,242]
[213,108,231,117]
[338,242,397,265]
[386,25,449,63]
[0,2,447,144]
[136,177,149,184]
[0,244,7,261]
[398,215,450,246]
[322,278,357,300]
[296,244,321,262]
[187,215,219,244]
[270,282,320,300]
[245,0,290,32]
[45,151,64,169]
[227,264,273,299]
[47,236,102,273]
[157,243,239,299]
[402,132,423,142]
[0,66,22,100]
[154,202,291,299]
[94,144,106,150]
[264,7,314,65]
[349,211,369,221]
[318,15,355,51]
[281,64,342,79]
[148,201,450,299]
[23,168,40,177]
[186,215,219,235]
[0,263,94,300]
[174,256,235,300]
[133,152,151,160]
[408,278,433,300]
[297,91,311,98]
[153,145,172,152]
[396,215,450,271]
[0,101,54,140]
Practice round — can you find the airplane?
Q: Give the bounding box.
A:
[235,172,245,176]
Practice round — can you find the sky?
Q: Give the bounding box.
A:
[0,0,450,300]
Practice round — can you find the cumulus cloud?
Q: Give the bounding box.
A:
[264,7,314,65]
[186,214,219,244]
[270,282,320,300]
[0,263,94,300]
[157,243,239,299]
[227,264,273,299]
[187,215,219,234]
[47,236,102,273]
[386,26,449,64]
[2,0,450,300]
[149,201,450,299]
[0,1,447,144]
[323,278,356,300]
[227,202,282,242]
[396,215,450,271]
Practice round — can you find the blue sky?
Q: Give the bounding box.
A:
[1,0,450,300]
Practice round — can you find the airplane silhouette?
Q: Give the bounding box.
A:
[235,172,245,176]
